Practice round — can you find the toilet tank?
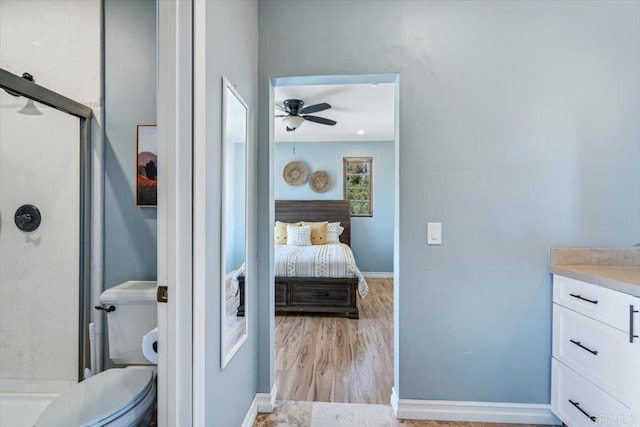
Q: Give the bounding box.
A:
[99,281,157,365]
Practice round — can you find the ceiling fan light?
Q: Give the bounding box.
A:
[282,115,305,130]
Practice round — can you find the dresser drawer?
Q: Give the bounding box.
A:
[553,304,640,409]
[552,359,636,426]
[290,283,354,307]
[553,275,639,333]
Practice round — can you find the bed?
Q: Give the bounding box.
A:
[237,200,368,319]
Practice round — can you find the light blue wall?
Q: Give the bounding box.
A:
[275,141,394,272]
[225,142,246,272]
[204,1,259,426]
[258,0,640,403]
[104,0,157,290]
[234,143,247,270]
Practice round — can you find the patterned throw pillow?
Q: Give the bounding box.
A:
[301,221,328,245]
[287,225,312,246]
[326,222,344,244]
[274,221,301,245]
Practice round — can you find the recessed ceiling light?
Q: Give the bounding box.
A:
[357,130,365,135]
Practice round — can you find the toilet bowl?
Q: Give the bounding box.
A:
[35,281,158,427]
[35,367,156,427]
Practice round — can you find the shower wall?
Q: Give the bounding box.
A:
[0,0,101,390]
[0,92,80,393]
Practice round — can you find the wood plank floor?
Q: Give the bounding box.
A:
[275,277,393,404]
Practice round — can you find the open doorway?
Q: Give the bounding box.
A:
[269,74,399,405]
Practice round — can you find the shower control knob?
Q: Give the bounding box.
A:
[14,204,41,232]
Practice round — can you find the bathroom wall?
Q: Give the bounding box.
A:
[0,0,101,392]
[258,0,640,404]
[200,1,259,425]
[275,140,395,272]
[104,0,158,290]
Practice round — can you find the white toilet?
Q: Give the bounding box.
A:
[36,281,158,427]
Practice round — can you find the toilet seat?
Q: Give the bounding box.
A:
[36,367,155,427]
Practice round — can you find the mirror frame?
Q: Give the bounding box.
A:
[220,77,249,368]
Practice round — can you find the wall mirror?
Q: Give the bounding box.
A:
[221,77,248,368]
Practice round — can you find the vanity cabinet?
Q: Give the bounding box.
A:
[551,275,640,426]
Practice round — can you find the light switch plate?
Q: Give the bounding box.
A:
[427,222,442,245]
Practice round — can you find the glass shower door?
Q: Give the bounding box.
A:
[0,89,81,411]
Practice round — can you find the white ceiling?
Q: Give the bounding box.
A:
[274,83,395,143]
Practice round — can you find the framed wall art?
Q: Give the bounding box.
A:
[136,124,158,207]
[343,157,373,217]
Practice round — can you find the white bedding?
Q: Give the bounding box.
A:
[231,243,369,298]
[275,243,369,298]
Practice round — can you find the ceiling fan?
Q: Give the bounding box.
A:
[275,99,337,131]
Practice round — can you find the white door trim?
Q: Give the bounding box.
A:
[192,0,206,425]
[157,1,194,426]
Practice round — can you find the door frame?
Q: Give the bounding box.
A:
[157,1,195,425]
[267,73,400,404]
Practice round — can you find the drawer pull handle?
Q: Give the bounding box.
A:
[568,399,596,422]
[631,305,639,343]
[569,339,598,355]
[312,292,330,297]
[569,293,598,304]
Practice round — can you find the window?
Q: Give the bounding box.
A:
[343,157,373,217]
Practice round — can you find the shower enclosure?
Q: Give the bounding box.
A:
[0,68,92,425]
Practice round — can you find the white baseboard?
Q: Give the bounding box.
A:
[256,382,277,413]
[361,272,393,278]
[395,398,561,425]
[240,395,258,427]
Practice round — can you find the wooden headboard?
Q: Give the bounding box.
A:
[275,200,352,246]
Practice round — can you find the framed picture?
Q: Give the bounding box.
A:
[136,124,158,207]
[343,157,373,217]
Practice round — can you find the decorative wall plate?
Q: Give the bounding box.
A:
[309,170,331,193]
[283,161,309,186]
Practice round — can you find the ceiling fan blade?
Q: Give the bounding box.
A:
[275,114,288,118]
[275,104,287,112]
[299,102,331,115]
[303,115,336,126]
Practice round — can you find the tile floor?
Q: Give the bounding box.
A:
[253,401,548,427]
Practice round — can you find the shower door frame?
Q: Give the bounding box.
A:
[0,68,93,382]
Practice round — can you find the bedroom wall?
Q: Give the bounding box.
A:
[275,140,394,272]
[258,0,640,405]
[104,0,158,289]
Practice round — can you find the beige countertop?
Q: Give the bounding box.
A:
[549,248,640,297]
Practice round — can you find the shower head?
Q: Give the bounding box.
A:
[18,99,43,115]
[3,72,34,97]
[3,72,42,115]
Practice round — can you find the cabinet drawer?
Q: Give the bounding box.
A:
[553,275,639,333]
[290,283,354,307]
[553,304,640,409]
[275,282,287,306]
[552,359,636,426]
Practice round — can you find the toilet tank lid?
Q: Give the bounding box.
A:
[100,281,157,304]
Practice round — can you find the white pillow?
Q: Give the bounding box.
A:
[287,224,312,246]
[326,222,344,244]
